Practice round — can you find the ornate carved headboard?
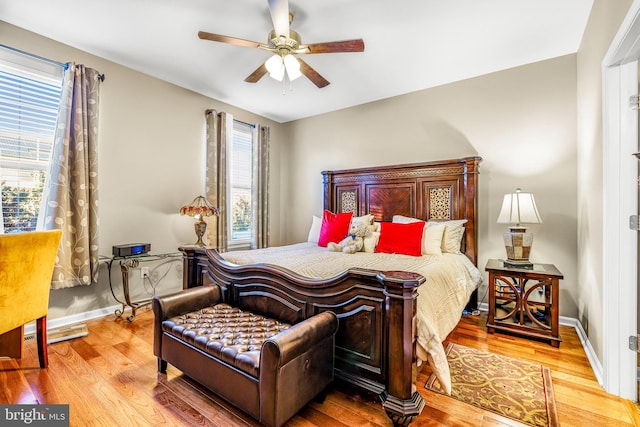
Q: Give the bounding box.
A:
[322,156,482,266]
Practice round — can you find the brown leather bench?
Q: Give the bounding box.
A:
[152,285,338,427]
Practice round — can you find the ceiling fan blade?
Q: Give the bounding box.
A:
[244,63,268,83]
[298,58,330,88]
[304,39,365,54]
[268,0,290,38]
[198,31,263,49]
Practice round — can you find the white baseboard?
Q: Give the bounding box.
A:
[476,303,603,385]
[559,316,604,387]
[24,304,122,336]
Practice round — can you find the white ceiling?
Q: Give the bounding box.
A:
[0,0,594,123]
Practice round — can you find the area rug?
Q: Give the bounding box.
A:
[425,343,559,427]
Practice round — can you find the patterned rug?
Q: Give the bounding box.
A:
[425,343,559,427]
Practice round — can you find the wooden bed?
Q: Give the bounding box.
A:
[180,156,481,426]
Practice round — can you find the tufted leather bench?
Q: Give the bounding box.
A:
[153,285,338,427]
[162,303,293,378]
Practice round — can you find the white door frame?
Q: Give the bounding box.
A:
[602,0,640,401]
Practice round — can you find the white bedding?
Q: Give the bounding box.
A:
[221,242,482,394]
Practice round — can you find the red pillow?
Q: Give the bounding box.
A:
[375,221,425,256]
[317,210,353,247]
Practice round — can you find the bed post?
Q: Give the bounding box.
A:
[462,156,481,267]
[180,245,200,289]
[322,170,333,211]
[462,156,481,311]
[377,271,425,427]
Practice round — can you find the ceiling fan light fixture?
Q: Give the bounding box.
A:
[283,54,301,80]
[265,54,285,81]
[270,67,285,81]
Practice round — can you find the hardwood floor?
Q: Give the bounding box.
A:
[1,307,638,426]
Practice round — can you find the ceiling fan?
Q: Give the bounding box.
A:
[198,0,365,88]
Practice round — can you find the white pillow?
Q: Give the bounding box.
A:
[392,214,419,224]
[352,214,374,226]
[429,219,467,254]
[363,231,380,253]
[307,215,322,243]
[422,222,445,255]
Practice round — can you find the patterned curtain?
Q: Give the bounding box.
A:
[204,109,233,252]
[251,125,270,249]
[38,63,102,289]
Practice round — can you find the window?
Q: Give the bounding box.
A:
[228,120,254,246]
[0,46,64,233]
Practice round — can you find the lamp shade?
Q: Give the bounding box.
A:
[265,54,285,81]
[179,195,219,218]
[496,188,542,225]
[283,54,302,80]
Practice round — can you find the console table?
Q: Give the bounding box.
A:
[105,252,181,321]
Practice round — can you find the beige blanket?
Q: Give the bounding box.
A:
[221,242,482,394]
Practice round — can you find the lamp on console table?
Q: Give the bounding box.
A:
[179,195,219,247]
[496,188,542,268]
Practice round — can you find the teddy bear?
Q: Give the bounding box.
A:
[328,221,372,254]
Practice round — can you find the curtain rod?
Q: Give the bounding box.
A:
[205,109,255,127]
[0,43,66,68]
[0,44,105,81]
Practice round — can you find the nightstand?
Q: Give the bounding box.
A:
[485,259,563,347]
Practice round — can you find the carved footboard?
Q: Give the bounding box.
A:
[180,246,426,426]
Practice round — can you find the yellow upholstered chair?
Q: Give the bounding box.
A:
[0,230,62,368]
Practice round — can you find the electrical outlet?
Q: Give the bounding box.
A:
[141,267,149,278]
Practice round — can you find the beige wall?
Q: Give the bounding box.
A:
[2,22,286,320]
[285,55,580,318]
[576,0,633,362]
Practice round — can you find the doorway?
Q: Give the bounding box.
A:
[602,3,640,402]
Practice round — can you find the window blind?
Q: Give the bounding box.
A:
[0,46,63,233]
[229,121,254,242]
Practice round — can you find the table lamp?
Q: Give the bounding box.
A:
[496,188,542,267]
[180,195,219,247]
